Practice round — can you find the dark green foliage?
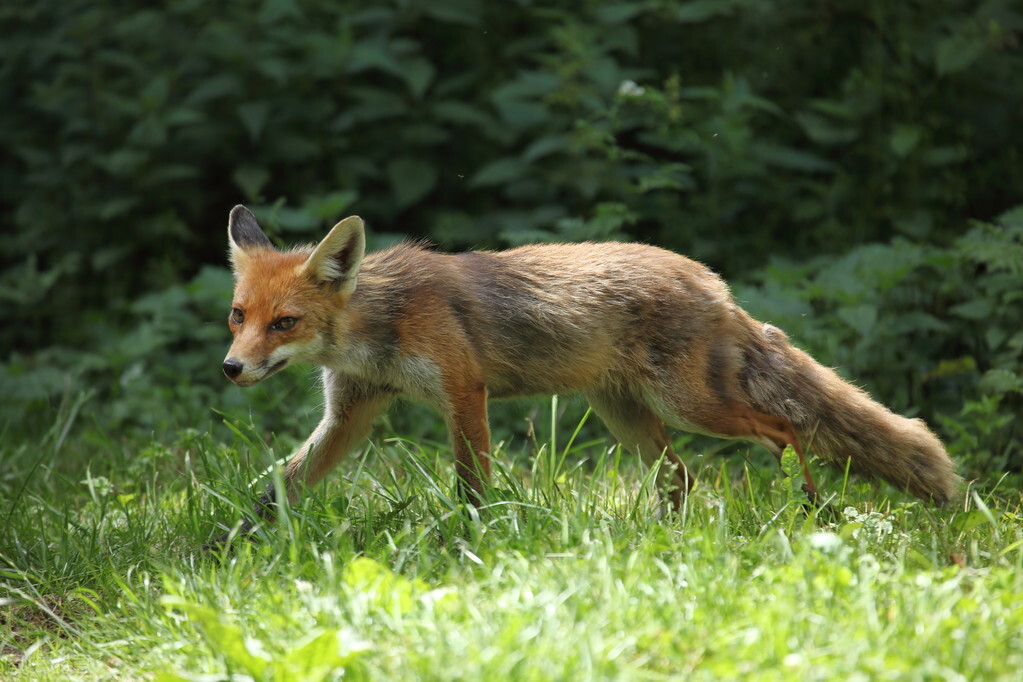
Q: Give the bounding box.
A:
[1,0,1020,468]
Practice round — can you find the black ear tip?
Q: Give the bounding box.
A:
[228,205,273,248]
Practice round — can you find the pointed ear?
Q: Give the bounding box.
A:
[227,205,273,261]
[302,216,366,296]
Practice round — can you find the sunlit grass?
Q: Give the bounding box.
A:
[2,405,1021,680]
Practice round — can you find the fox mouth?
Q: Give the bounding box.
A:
[266,359,288,374]
[232,359,289,387]
[253,358,288,381]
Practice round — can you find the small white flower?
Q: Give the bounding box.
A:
[617,80,645,97]
[808,531,843,552]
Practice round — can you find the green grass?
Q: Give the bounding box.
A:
[2,402,1022,681]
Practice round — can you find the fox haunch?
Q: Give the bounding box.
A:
[213,205,960,542]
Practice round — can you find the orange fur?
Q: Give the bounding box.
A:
[215,206,961,541]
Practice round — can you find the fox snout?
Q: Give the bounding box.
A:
[222,357,244,380]
[222,351,291,386]
[222,356,259,386]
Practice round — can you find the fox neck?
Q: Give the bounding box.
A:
[318,262,405,379]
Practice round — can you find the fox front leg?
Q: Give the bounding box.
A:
[445,381,492,506]
[205,385,391,549]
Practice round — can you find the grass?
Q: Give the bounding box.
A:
[2,399,1022,681]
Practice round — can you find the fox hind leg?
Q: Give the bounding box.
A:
[667,397,819,500]
[585,388,694,512]
[739,405,818,500]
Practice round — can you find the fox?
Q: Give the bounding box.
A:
[214,204,960,541]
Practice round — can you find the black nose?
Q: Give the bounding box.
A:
[223,358,244,379]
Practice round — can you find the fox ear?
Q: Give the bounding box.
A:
[228,205,273,262]
[303,216,366,296]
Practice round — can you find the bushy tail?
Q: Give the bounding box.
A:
[742,323,962,506]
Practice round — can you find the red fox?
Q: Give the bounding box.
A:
[217,205,960,538]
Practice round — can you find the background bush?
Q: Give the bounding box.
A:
[1,0,1020,474]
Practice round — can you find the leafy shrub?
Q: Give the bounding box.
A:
[0,265,318,438]
[1,0,1020,463]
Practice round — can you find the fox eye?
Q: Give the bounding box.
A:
[271,316,297,331]
[230,308,245,325]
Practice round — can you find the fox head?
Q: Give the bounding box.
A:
[223,205,365,386]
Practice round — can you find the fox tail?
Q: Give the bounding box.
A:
[742,323,962,506]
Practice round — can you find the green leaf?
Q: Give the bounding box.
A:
[305,190,359,220]
[780,445,801,478]
[836,304,877,338]
[259,0,303,24]
[950,299,993,320]
[232,165,270,201]
[421,0,482,25]
[893,311,948,334]
[281,628,372,682]
[634,163,695,193]
[935,32,985,75]
[953,509,991,532]
[185,74,241,105]
[98,197,141,221]
[491,72,559,128]
[401,57,436,99]
[996,205,1023,229]
[926,357,977,381]
[237,102,270,142]
[795,111,857,146]
[266,205,319,232]
[491,98,549,130]
[140,75,170,109]
[985,326,1008,351]
[343,556,428,615]
[160,597,269,679]
[893,211,933,239]
[890,125,922,157]
[433,101,496,128]
[596,3,650,24]
[96,149,146,177]
[470,157,527,187]
[755,144,836,173]
[522,134,572,162]
[387,157,437,208]
[920,145,967,166]
[674,0,748,23]
[347,41,404,76]
[979,369,1023,395]
[128,116,167,147]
